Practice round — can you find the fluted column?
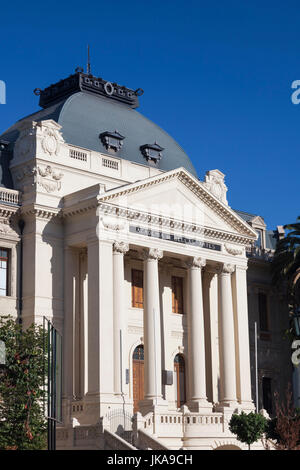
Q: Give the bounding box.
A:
[113,241,129,399]
[218,263,238,407]
[140,247,165,413]
[187,257,212,412]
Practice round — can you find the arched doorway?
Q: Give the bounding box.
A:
[174,354,186,408]
[132,345,144,413]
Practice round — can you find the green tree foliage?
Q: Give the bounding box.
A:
[0,316,48,450]
[272,217,300,337]
[229,411,268,450]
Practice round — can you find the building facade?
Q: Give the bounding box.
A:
[0,70,293,450]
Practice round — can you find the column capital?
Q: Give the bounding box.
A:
[220,263,235,274]
[142,247,163,261]
[113,241,129,254]
[186,256,206,269]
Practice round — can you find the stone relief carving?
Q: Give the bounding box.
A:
[113,241,129,254]
[204,169,228,205]
[14,119,65,161]
[224,244,243,256]
[16,164,64,193]
[101,216,125,232]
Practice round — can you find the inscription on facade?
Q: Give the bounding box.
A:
[129,225,221,251]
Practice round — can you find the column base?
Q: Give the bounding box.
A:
[187,399,213,413]
[138,397,169,416]
[214,400,239,412]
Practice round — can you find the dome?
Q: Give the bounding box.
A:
[0,71,197,182]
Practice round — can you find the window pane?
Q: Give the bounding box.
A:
[258,292,269,331]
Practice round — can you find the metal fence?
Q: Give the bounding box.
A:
[43,318,62,451]
[107,408,134,445]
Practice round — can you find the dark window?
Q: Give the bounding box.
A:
[258,292,270,335]
[262,377,273,415]
[171,276,184,314]
[0,249,9,296]
[132,269,143,308]
[255,229,263,248]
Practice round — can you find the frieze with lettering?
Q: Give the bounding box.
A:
[129,226,221,251]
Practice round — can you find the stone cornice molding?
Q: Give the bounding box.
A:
[97,202,254,246]
[113,241,129,254]
[20,204,61,221]
[97,168,257,240]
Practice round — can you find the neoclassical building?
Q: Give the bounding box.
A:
[0,69,293,450]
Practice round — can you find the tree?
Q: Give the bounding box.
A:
[272,216,300,338]
[0,316,48,450]
[265,384,300,450]
[229,411,268,450]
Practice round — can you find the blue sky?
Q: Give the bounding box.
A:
[0,0,299,229]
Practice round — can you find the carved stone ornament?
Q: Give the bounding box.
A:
[142,248,163,260]
[101,216,125,232]
[38,120,64,157]
[204,169,228,205]
[0,221,14,235]
[14,122,37,159]
[187,256,206,269]
[221,263,236,274]
[16,164,63,193]
[113,241,129,254]
[224,244,243,256]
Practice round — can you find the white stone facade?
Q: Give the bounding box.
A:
[0,100,292,450]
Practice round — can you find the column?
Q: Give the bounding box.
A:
[218,263,238,407]
[232,265,255,410]
[62,246,77,424]
[139,247,166,413]
[202,268,218,404]
[187,257,211,412]
[112,241,129,399]
[85,238,114,421]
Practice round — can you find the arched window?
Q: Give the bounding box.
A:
[174,354,186,408]
[132,345,144,412]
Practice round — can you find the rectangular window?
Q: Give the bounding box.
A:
[132,269,143,308]
[172,276,184,314]
[262,377,272,415]
[0,248,9,296]
[258,292,270,339]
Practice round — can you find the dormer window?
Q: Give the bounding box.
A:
[140,142,164,163]
[100,130,125,152]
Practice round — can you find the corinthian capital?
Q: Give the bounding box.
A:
[142,248,163,261]
[113,241,129,254]
[187,256,206,269]
[221,263,235,274]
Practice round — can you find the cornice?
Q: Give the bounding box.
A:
[97,168,257,240]
[98,202,255,246]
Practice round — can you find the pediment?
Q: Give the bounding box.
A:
[99,167,257,240]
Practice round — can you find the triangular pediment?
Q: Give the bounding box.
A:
[99,167,257,240]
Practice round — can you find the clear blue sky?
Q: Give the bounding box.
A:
[1,0,299,229]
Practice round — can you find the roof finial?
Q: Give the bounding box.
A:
[87,44,91,75]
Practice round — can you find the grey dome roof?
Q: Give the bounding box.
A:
[0,90,197,177]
